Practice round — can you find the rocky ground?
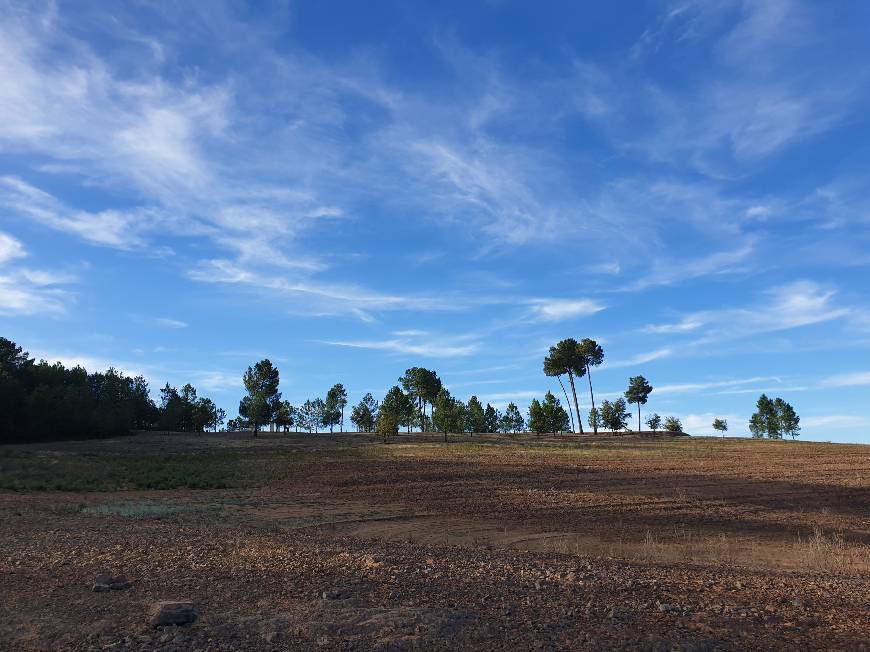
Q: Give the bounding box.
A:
[0,433,868,651]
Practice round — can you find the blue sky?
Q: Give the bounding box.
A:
[1,0,869,441]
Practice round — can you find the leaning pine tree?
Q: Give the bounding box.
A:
[543,339,585,434]
[578,339,604,434]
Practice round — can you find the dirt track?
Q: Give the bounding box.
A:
[1,432,868,650]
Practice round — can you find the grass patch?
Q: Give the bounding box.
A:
[0,450,271,492]
[82,501,223,518]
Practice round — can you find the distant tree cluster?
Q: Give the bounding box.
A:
[231,359,352,435]
[0,337,223,442]
[749,394,800,439]
[158,383,226,433]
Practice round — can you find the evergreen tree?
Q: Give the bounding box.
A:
[381,385,413,433]
[431,387,465,440]
[527,398,546,435]
[750,394,780,439]
[588,407,603,432]
[578,338,604,434]
[325,383,348,432]
[350,393,378,432]
[484,403,500,433]
[297,399,316,433]
[399,368,442,431]
[499,402,524,433]
[240,359,281,435]
[275,400,295,432]
[776,400,800,439]
[624,375,653,433]
[600,398,630,433]
[540,391,570,433]
[465,395,486,434]
[311,397,327,433]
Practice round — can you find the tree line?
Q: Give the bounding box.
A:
[0,337,224,443]
[2,334,802,443]
[230,341,674,441]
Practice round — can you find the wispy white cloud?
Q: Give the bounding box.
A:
[443,364,522,377]
[526,298,605,321]
[802,415,870,430]
[187,258,456,319]
[618,0,868,173]
[644,281,853,347]
[820,372,870,388]
[605,347,674,369]
[623,237,756,292]
[318,331,479,358]
[0,231,74,316]
[188,370,240,393]
[655,376,783,395]
[154,317,188,329]
[0,231,26,264]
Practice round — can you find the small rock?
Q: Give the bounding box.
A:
[93,573,112,592]
[93,573,130,592]
[322,588,350,600]
[656,601,678,613]
[150,601,197,627]
[109,575,131,590]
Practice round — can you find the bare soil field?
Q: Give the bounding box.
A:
[1,432,868,651]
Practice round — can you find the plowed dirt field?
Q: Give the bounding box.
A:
[1,432,867,650]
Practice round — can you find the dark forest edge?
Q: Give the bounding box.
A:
[0,337,224,444]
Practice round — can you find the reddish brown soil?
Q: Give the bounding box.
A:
[1,433,868,651]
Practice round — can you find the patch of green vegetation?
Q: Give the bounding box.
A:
[82,501,223,518]
[0,450,273,492]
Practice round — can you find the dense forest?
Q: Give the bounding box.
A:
[0,337,223,443]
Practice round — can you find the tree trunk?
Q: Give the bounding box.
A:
[586,367,597,434]
[556,375,575,434]
[637,404,641,432]
[567,372,584,435]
